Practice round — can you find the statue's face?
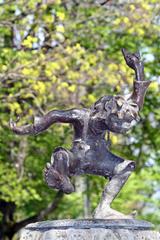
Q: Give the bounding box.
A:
[104,96,139,133]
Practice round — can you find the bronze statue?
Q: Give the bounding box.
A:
[10,49,151,219]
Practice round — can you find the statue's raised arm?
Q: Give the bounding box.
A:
[122,48,151,109]
[10,109,80,135]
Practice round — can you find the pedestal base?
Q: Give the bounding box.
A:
[20,219,160,240]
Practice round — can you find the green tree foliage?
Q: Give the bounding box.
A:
[0,0,160,239]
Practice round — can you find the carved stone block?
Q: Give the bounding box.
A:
[20,219,160,240]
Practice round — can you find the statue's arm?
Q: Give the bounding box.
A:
[10,109,80,135]
[121,48,151,109]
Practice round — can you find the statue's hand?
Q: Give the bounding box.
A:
[10,116,36,135]
[122,48,142,71]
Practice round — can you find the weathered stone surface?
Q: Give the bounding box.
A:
[20,219,160,240]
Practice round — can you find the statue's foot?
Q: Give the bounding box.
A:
[93,206,134,219]
[44,163,74,194]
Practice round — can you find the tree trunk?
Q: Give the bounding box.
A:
[0,191,63,240]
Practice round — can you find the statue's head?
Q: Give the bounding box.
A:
[91,95,140,133]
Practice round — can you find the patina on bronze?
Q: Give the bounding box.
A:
[10,49,151,219]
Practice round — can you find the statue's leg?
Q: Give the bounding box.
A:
[93,156,136,219]
[44,147,75,194]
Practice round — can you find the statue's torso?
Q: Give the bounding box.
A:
[72,108,107,150]
[69,109,112,175]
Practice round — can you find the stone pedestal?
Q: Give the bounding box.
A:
[20,219,160,240]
